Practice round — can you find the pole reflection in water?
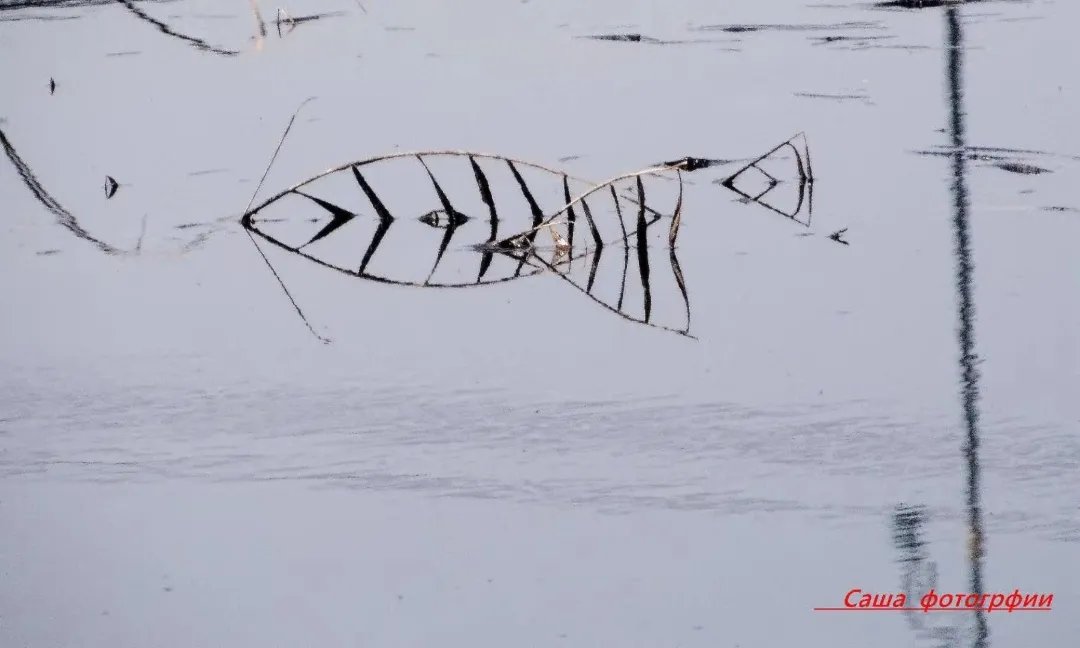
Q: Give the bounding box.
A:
[946,6,988,646]
[893,6,988,648]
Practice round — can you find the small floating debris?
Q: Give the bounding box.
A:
[104,175,119,199]
[187,168,229,177]
[578,33,734,46]
[828,228,849,245]
[36,249,62,256]
[49,77,56,95]
[1040,205,1079,213]
[548,222,571,256]
[661,157,734,172]
[794,91,872,104]
[419,209,469,229]
[581,33,657,43]
[275,8,346,36]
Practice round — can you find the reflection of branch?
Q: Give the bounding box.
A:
[492,162,683,249]
[499,200,693,338]
[239,149,696,323]
[719,133,814,226]
[242,150,688,288]
[634,177,652,321]
[471,155,499,282]
[0,126,128,255]
[115,0,240,56]
[244,157,546,288]
[239,98,329,343]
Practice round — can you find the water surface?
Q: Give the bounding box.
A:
[1,1,1077,646]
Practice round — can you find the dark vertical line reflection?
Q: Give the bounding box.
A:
[946,8,988,648]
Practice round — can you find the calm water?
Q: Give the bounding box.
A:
[1,1,1077,646]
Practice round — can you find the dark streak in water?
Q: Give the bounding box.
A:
[892,504,940,635]
[577,33,733,46]
[794,91,871,103]
[581,32,654,42]
[0,13,78,21]
[874,0,1028,9]
[693,20,883,33]
[810,34,894,44]
[989,160,1051,175]
[0,0,114,7]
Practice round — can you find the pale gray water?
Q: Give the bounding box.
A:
[1,1,1078,646]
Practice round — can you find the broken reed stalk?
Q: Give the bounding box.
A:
[242,152,682,239]
[240,97,330,344]
[250,0,267,38]
[489,161,687,249]
[721,132,813,188]
[717,132,815,225]
[505,236,695,339]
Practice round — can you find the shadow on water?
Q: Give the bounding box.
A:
[892,7,987,648]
